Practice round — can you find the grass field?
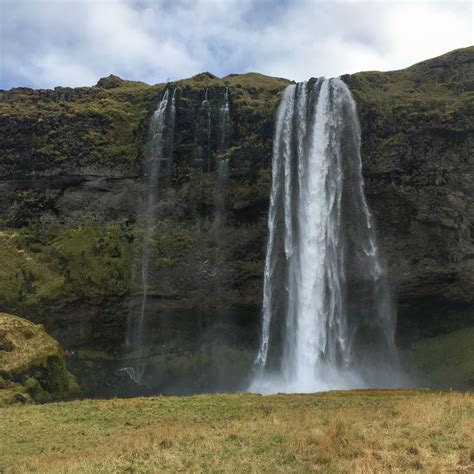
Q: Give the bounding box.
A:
[1,390,472,473]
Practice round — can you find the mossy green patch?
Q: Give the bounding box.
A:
[152,227,199,264]
[0,313,79,406]
[226,168,271,210]
[402,327,474,389]
[0,223,133,313]
[0,80,164,172]
[348,47,474,139]
[50,223,133,302]
[0,230,64,309]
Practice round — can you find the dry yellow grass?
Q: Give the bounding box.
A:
[1,390,472,473]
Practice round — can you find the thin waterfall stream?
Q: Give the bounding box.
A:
[214,87,231,234]
[251,78,400,393]
[217,86,230,186]
[126,88,176,384]
[202,88,212,172]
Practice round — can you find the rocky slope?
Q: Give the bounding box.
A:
[0,47,472,357]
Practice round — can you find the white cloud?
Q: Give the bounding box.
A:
[239,1,472,80]
[0,0,472,88]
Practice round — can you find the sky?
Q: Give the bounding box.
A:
[0,0,472,89]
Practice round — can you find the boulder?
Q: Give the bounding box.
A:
[0,313,79,406]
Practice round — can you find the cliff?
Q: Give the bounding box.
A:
[0,47,472,353]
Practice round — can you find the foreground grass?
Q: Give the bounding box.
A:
[1,390,472,473]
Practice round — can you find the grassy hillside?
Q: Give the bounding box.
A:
[1,390,472,472]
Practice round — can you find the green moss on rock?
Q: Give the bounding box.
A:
[0,224,133,314]
[0,313,79,406]
[0,230,64,309]
[50,223,133,302]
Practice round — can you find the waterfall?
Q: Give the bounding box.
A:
[215,87,231,220]
[251,78,399,393]
[219,87,230,154]
[217,87,230,185]
[212,87,231,283]
[201,88,212,172]
[126,88,176,384]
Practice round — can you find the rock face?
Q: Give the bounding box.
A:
[0,47,472,353]
[346,47,474,306]
[0,313,79,405]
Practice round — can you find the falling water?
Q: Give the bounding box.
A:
[219,87,230,153]
[126,88,176,383]
[251,78,399,393]
[215,87,231,223]
[201,88,212,172]
[217,87,230,186]
[212,87,231,284]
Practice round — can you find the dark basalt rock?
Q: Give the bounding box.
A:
[96,74,126,89]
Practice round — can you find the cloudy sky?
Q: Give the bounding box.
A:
[0,0,472,89]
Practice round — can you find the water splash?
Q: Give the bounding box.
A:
[251,78,399,393]
[126,88,176,384]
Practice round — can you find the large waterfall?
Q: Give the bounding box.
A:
[251,78,399,393]
[126,88,176,383]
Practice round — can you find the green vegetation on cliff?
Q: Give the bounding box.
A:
[0,71,289,179]
[0,224,133,314]
[0,79,160,174]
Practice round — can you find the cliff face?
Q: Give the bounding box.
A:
[346,48,474,306]
[0,48,472,351]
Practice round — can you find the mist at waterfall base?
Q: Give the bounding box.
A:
[249,78,406,394]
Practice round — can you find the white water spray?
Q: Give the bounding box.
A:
[251,79,399,393]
